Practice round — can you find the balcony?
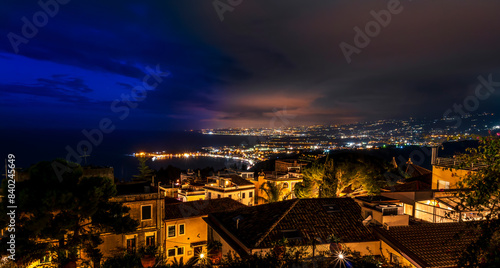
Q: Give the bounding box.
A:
[435,157,487,170]
[178,189,205,196]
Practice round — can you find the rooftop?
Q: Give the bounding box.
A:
[164,198,246,220]
[434,157,487,170]
[115,180,153,196]
[405,163,431,178]
[222,175,255,186]
[384,180,432,192]
[375,222,477,267]
[206,198,376,251]
[355,195,399,203]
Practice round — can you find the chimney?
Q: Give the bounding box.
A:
[431,146,438,165]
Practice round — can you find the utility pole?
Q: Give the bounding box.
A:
[81,147,90,166]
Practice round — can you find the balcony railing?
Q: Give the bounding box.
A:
[381,207,399,216]
[435,157,487,170]
[178,189,205,195]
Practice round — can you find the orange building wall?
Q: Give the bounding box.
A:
[432,166,472,189]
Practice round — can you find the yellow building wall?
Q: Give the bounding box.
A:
[432,166,472,189]
[100,197,162,260]
[185,194,205,202]
[344,241,381,256]
[250,175,265,205]
[206,188,255,206]
[164,217,207,265]
[210,235,381,262]
[380,241,416,267]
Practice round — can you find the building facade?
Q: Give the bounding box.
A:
[100,192,165,260]
[204,175,255,206]
[162,198,245,265]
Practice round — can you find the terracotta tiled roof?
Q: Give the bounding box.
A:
[164,197,182,205]
[386,180,432,192]
[375,223,477,267]
[207,198,376,250]
[405,164,432,177]
[164,198,246,220]
[116,181,151,195]
[224,175,255,186]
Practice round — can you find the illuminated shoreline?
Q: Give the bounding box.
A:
[133,151,257,168]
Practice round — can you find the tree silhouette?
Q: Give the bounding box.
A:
[453,136,500,266]
[133,156,154,182]
[0,159,138,267]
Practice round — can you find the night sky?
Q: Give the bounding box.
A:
[2,0,500,131]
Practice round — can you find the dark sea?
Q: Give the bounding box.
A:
[0,129,479,180]
[0,129,255,180]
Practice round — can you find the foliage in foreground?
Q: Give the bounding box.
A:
[215,245,412,268]
[133,156,155,182]
[453,135,500,266]
[0,159,139,268]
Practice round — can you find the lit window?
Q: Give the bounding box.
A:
[438,180,450,190]
[179,224,185,235]
[146,235,155,246]
[168,225,176,238]
[142,205,152,220]
[126,238,136,253]
[40,254,51,263]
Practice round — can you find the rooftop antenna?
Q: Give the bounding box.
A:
[3,159,8,181]
[81,147,90,166]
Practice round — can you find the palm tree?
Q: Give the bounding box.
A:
[259,181,291,203]
[170,256,199,268]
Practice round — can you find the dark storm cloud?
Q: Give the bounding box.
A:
[1,0,500,130]
[0,75,93,103]
[183,0,500,126]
